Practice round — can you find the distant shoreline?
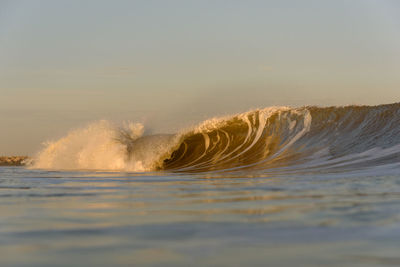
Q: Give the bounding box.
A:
[0,156,29,166]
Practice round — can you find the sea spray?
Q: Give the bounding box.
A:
[33,121,141,170]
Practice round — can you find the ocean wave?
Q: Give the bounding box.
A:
[31,103,400,174]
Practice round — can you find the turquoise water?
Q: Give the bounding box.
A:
[1,166,400,266]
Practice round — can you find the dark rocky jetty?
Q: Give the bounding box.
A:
[0,156,29,166]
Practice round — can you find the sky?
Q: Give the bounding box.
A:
[1,0,400,155]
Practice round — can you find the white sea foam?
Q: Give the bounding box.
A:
[32,120,145,171]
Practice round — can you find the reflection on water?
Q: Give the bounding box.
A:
[1,167,400,266]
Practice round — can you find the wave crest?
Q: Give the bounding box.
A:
[32,103,400,174]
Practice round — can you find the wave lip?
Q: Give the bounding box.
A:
[162,107,310,172]
[31,103,400,174]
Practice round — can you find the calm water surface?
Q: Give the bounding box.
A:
[1,166,400,266]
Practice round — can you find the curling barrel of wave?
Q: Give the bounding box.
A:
[31,103,400,173]
[160,103,400,173]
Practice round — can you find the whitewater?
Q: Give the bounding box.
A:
[32,103,400,175]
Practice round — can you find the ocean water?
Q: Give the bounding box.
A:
[1,104,400,266]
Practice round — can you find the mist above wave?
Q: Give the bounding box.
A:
[33,121,150,171]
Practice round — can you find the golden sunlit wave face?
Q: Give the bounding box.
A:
[31,103,400,175]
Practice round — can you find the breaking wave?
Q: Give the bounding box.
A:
[32,103,400,174]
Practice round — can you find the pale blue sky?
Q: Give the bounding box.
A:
[1,0,400,155]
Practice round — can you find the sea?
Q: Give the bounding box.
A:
[1,103,400,266]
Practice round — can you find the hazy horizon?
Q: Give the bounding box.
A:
[1,0,400,155]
